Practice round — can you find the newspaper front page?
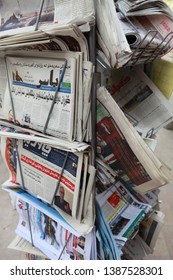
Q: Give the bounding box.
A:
[4,55,76,141]
[16,140,83,218]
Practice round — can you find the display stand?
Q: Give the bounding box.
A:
[0,0,172,261]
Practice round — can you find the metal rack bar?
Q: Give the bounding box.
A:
[34,0,45,31]
[58,233,72,260]
[43,58,67,135]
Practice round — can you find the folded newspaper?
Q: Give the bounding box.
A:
[117,0,173,19]
[116,0,173,66]
[97,65,173,137]
[0,47,94,143]
[96,86,172,193]
[96,0,131,68]
[4,187,96,260]
[96,0,173,68]
[8,235,48,259]
[0,136,96,233]
[0,124,90,152]
[0,0,95,38]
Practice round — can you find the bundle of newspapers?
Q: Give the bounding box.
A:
[96,179,157,259]
[0,129,96,234]
[96,148,164,259]
[96,0,173,68]
[94,85,171,258]
[96,86,172,194]
[0,0,95,38]
[0,0,96,144]
[0,46,94,144]
[4,187,97,260]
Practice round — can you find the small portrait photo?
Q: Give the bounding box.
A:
[54,186,72,216]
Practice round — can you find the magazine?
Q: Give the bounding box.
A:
[96,86,172,193]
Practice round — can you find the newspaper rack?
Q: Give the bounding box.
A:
[97,2,173,69]
[116,4,173,67]
[125,30,173,67]
[1,1,97,259]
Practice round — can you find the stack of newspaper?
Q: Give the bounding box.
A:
[0,0,171,260]
[96,86,172,194]
[0,133,96,233]
[95,159,164,259]
[96,0,173,68]
[94,85,171,258]
[96,180,152,256]
[96,157,161,207]
[0,0,95,38]
[4,187,97,260]
[117,0,173,66]
[0,0,97,259]
[0,1,96,144]
[0,46,94,143]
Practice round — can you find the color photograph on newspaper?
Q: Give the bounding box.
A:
[0,0,54,37]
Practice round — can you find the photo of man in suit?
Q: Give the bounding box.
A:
[54,186,72,216]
